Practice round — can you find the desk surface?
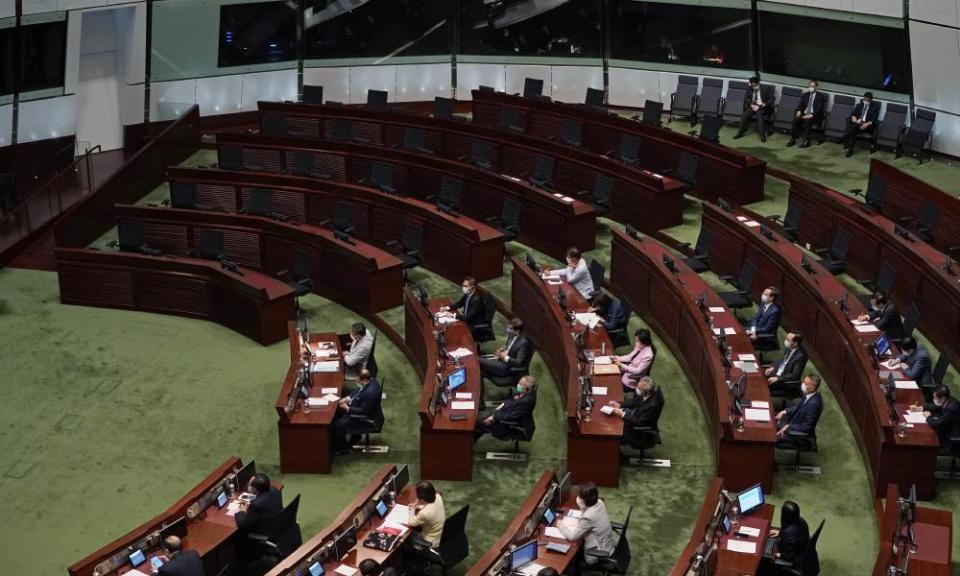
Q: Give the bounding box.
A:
[873,484,953,576]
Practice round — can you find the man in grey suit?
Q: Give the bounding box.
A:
[558,482,615,564]
[886,337,934,401]
[343,322,374,380]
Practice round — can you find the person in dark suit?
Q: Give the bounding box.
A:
[857,292,904,342]
[474,375,537,442]
[912,386,960,450]
[886,337,934,400]
[359,559,398,576]
[157,536,204,576]
[762,501,816,575]
[775,374,824,448]
[843,91,881,156]
[788,80,828,148]
[332,368,383,452]
[734,76,775,142]
[748,287,782,345]
[766,332,808,393]
[443,277,486,332]
[235,473,283,540]
[608,376,665,433]
[479,318,533,380]
[589,293,627,334]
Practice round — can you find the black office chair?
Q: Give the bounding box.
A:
[874,104,908,153]
[366,89,388,110]
[327,118,353,142]
[190,229,225,261]
[361,161,397,195]
[721,81,749,125]
[932,352,949,388]
[523,77,544,99]
[277,249,314,314]
[664,152,698,193]
[433,97,455,120]
[580,506,632,576]
[679,228,713,273]
[778,428,819,473]
[248,494,302,565]
[605,300,632,349]
[402,127,434,155]
[820,95,855,144]
[898,109,936,164]
[901,303,920,340]
[470,290,498,345]
[241,188,286,220]
[856,261,897,307]
[608,135,642,166]
[350,377,385,452]
[697,78,724,122]
[385,225,423,279]
[486,198,521,243]
[115,220,162,256]
[637,100,663,127]
[527,155,555,189]
[436,176,463,214]
[768,197,804,243]
[288,150,333,179]
[169,181,214,211]
[585,87,605,108]
[301,84,323,105]
[261,113,287,137]
[466,139,495,171]
[364,331,379,380]
[324,202,357,236]
[692,114,723,145]
[913,202,939,243]
[773,87,803,134]
[589,260,605,293]
[578,173,613,217]
[814,226,851,275]
[718,259,757,310]
[219,145,243,171]
[407,506,470,576]
[499,108,524,133]
[670,76,699,123]
[557,118,583,147]
[772,519,823,576]
[945,436,960,478]
[767,358,806,405]
[489,396,537,461]
[622,425,661,464]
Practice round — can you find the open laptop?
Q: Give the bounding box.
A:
[509,540,542,576]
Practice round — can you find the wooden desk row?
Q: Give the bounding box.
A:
[114,204,403,315]
[215,133,597,261]
[56,247,296,345]
[68,457,254,576]
[167,166,505,284]
[786,174,960,370]
[872,484,952,576]
[257,101,685,232]
[405,288,482,481]
[699,203,941,499]
[610,230,776,493]
[469,90,766,205]
[509,255,624,487]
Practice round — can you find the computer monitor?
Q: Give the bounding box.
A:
[525,253,539,275]
[737,483,764,516]
[150,556,165,571]
[875,334,890,357]
[334,526,357,561]
[376,500,388,517]
[720,513,732,534]
[236,460,256,493]
[392,464,410,495]
[554,472,572,509]
[543,508,555,525]
[216,490,228,508]
[129,549,146,568]
[510,540,538,571]
[159,517,188,542]
[309,561,324,576]
[447,367,467,391]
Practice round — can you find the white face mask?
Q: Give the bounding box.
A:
[576,496,586,510]
[801,383,810,395]
[462,286,471,295]
[761,294,769,304]
[808,86,816,92]
[783,338,791,348]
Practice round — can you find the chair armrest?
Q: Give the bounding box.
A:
[604,149,616,157]
[786,429,812,438]
[485,215,499,223]
[676,242,691,249]
[584,547,612,559]
[248,532,270,543]
[275,269,291,280]
[766,214,782,222]
[384,240,399,247]
[897,216,916,224]
[717,274,735,282]
[813,247,829,257]
[755,332,776,339]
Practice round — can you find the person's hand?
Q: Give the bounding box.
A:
[751,104,759,112]
[857,314,868,322]
[850,115,857,122]
[909,404,921,412]
[803,114,813,120]
[774,552,782,559]
[767,376,779,384]
[612,357,622,366]
[795,111,801,118]
[749,332,757,341]
[898,363,909,371]
[614,408,625,418]
[777,425,789,438]
[608,401,621,409]
[923,411,931,418]
[768,529,780,538]
[775,410,786,421]
[484,415,493,425]
[862,122,872,130]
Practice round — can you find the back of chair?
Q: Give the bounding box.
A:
[501,197,522,230]
[641,100,663,126]
[783,198,805,240]
[699,78,724,117]
[245,188,273,216]
[370,161,394,191]
[366,330,379,379]
[694,228,713,259]
[673,75,699,116]
[532,155,555,185]
[910,108,936,136]
[196,229,225,260]
[471,139,495,168]
[500,107,522,131]
[403,127,427,151]
[875,261,897,295]
[288,150,315,177]
[302,84,323,105]
[865,174,887,211]
[738,258,757,291]
[276,494,302,558]
[830,226,852,262]
[433,96,454,119]
[171,181,199,209]
[328,118,352,142]
[334,202,356,232]
[562,118,583,146]
[220,145,243,171]
[620,134,641,163]
[589,260,605,292]
[699,114,723,143]
[798,519,824,576]
[367,89,388,110]
[594,173,613,207]
[876,104,908,147]
[523,77,544,99]
[677,152,698,185]
[932,353,948,387]
[918,202,938,233]
[440,176,463,210]
[403,225,424,254]
[585,87,605,107]
[262,113,287,137]
[722,81,749,123]
[607,506,633,573]
[774,87,803,130]
[118,220,145,252]
[292,249,313,283]
[438,505,470,568]
[902,303,920,339]
[824,95,855,137]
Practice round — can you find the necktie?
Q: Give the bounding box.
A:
[777,348,794,376]
[754,89,760,105]
[805,93,815,114]
[463,294,470,316]
[860,103,869,122]
[505,336,517,354]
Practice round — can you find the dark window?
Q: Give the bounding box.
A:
[304,0,450,59]
[609,1,753,70]
[19,20,68,92]
[760,11,908,93]
[0,27,14,96]
[459,0,602,58]
[218,1,297,68]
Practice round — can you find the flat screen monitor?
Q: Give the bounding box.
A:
[334,526,357,561]
[737,483,764,516]
[556,472,572,509]
[721,513,732,534]
[510,540,538,571]
[129,549,146,568]
[160,517,188,542]
[151,557,165,570]
[309,561,324,576]
[447,367,467,391]
[875,334,890,357]
[392,465,410,495]
[237,460,256,492]
[736,372,747,401]
[376,500,388,517]
[216,491,228,508]
[543,508,555,525]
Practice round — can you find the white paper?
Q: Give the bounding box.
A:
[127,570,150,576]
[226,501,243,517]
[322,394,340,402]
[544,526,566,540]
[744,408,771,422]
[321,387,338,394]
[737,526,761,538]
[734,361,759,374]
[335,565,357,576]
[600,405,615,415]
[519,562,546,576]
[736,216,748,222]
[306,397,329,407]
[904,411,926,424]
[561,517,580,532]
[546,279,563,286]
[708,306,725,313]
[311,361,340,373]
[450,401,475,410]
[712,327,736,336]
[850,318,868,326]
[744,221,761,228]
[727,540,757,554]
[895,380,918,390]
[854,324,880,333]
[383,504,410,528]
[455,392,473,399]
[750,401,770,409]
[592,387,608,396]
[738,354,757,362]
[593,355,613,365]
[575,312,602,329]
[448,347,474,359]
[565,510,582,519]
[436,316,458,326]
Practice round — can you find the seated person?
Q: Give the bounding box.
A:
[441,277,486,332]
[911,385,960,451]
[359,559,397,576]
[884,337,934,400]
[766,332,808,392]
[479,318,532,381]
[589,293,627,334]
[474,375,537,442]
[343,322,374,380]
[545,247,595,300]
[235,473,283,543]
[734,76,775,142]
[762,501,817,576]
[614,329,656,392]
[607,376,664,436]
[407,481,446,547]
[787,80,827,148]
[536,569,560,576]
[856,292,904,342]
[157,536,204,576]
[775,374,824,448]
[748,287,782,346]
[558,482,615,564]
[332,368,383,453]
[843,92,880,157]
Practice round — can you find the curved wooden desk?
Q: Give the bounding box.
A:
[166,166,504,283]
[215,133,596,261]
[469,90,766,205]
[610,229,776,492]
[510,255,624,486]
[872,484,953,576]
[56,247,295,345]
[257,101,685,232]
[700,202,941,498]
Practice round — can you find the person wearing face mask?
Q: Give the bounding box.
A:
[589,292,627,334]
[856,292,903,342]
[765,332,808,399]
[613,329,656,393]
[479,317,532,382]
[774,374,823,449]
[544,247,595,300]
[607,376,664,436]
[443,277,487,334]
[343,322,374,380]
[748,287,782,348]
[734,76,775,142]
[559,482,615,564]
[332,369,383,453]
[910,386,960,450]
[761,501,817,575]
[473,375,537,442]
[843,91,881,157]
[885,337,934,401]
[787,80,827,148]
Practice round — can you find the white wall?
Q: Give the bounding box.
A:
[455,63,601,104]
[0,104,12,147]
[909,16,960,156]
[762,0,902,18]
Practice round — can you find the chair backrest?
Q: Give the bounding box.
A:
[875,260,897,295]
[301,84,323,105]
[932,353,948,386]
[877,104,908,144]
[918,202,939,232]
[220,145,243,171]
[523,78,543,98]
[826,95,856,132]
[118,220,145,252]
[677,152,698,184]
[245,188,273,216]
[276,494,302,557]
[471,139,495,168]
[288,150,315,177]
[902,303,920,338]
[367,89,388,110]
[262,113,287,137]
[673,75,699,113]
[641,100,663,126]
[561,118,583,146]
[499,107,522,131]
[699,114,723,143]
[501,197,522,230]
[329,118,352,142]
[784,198,805,231]
[607,506,633,573]
[585,87,605,107]
[438,505,470,568]
[292,249,313,282]
[478,85,495,93]
[197,229,224,260]
[738,258,757,291]
[482,290,497,325]
[589,259,605,291]
[532,155,555,184]
[439,176,463,210]
[909,108,936,136]
[403,127,427,151]
[775,87,803,126]
[865,174,887,210]
[722,81,749,121]
[797,519,824,576]
[594,173,614,206]
[403,225,424,253]
[334,202,355,231]
[433,97,454,119]
[370,161,394,191]
[830,226,852,261]
[694,227,713,258]
[366,330,379,378]
[620,135,641,163]
[699,78,724,116]
[170,182,198,209]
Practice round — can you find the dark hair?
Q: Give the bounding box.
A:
[804,374,822,390]
[864,91,874,99]
[634,328,652,346]
[933,385,951,400]
[871,292,887,306]
[790,332,803,345]
[509,317,525,332]
[766,286,779,299]
[250,472,271,494]
[463,276,477,287]
[566,247,581,260]
[781,501,800,527]
[163,536,183,554]
[808,79,818,86]
[359,559,383,576]
[900,337,917,352]
[579,481,599,506]
[351,322,367,337]
[358,368,372,383]
[536,568,560,576]
[749,75,760,84]
[592,292,609,311]
[416,481,437,503]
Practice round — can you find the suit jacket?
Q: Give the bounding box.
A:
[451,290,486,329]
[343,331,374,376]
[851,100,881,125]
[490,391,537,438]
[795,91,827,120]
[751,302,782,336]
[622,387,664,429]
[235,488,283,539]
[501,334,533,371]
[158,550,204,576]
[898,346,933,389]
[744,85,775,109]
[601,299,627,333]
[343,378,384,434]
[869,302,904,341]
[778,517,811,565]
[784,393,823,436]
[924,397,960,447]
[772,345,807,384]
[558,500,616,555]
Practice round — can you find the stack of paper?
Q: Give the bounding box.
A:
[311,361,340,373]
[904,411,927,424]
[450,401,475,410]
[226,501,243,517]
[383,504,410,529]
[335,565,357,576]
[854,324,879,333]
[436,316,458,326]
[593,356,613,365]
[519,562,547,576]
[544,526,566,540]
[708,306,726,313]
[448,347,474,359]
[306,397,329,407]
[574,312,602,329]
[894,380,918,390]
[712,327,737,336]
[592,386,608,396]
[744,220,761,228]
[599,405,615,415]
[455,392,473,399]
[321,387,339,395]
[750,401,770,409]
[727,540,757,554]
[322,393,340,402]
[744,408,771,422]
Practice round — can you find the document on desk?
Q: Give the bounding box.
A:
[383,504,410,529]
[744,220,761,228]
[708,307,726,313]
[455,392,473,399]
[854,324,880,333]
[727,539,757,554]
[311,361,340,373]
[593,364,621,375]
[593,355,613,365]
[895,380,918,390]
[592,386,608,396]
[335,565,357,576]
[519,562,547,576]
[321,387,339,395]
[738,353,757,362]
[450,401,475,410]
[226,501,243,517]
[712,327,737,336]
[736,526,761,538]
[306,397,329,407]
[575,312,602,329]
[322,393,340,402]
[600,405,615,415]
[734,360,759,373]
[561,516,580,531]
[750,401,770,409]
[448,347,474,359]
[566,510,582,519]
[744,408,771,422]
[436,316,458,326]
[544,527,567,540]
[127,570,150,576]
[736,216,749,222]
[904,411,927,424]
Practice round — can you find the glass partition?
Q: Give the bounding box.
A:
[218,1,297,68]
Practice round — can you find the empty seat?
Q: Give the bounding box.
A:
[287,150,331,179]
[612,134,642,165]
[523,77,544,98]
[680,228,713,273]
[191,229,225,261]
[558,118,583,147]
[815,226,852,275]
[387,225,423,274]
[468,139,495,170]
[433,96,454,120]
[487,198,521,243]
[499,108,523,132]
[698,78,724,120]
[821,94,855,143]
[640,100,663,127]
[402,127,433,154]
[718,259,757,310]
[580,173,613,217]
[170,182,211,211]
[437,176,463,213]
[773,87,804,133]
[722,81,749,125]
[301,84,323,105]
[261,113,287,137]
[898,108,936,163]
[366,89,388,110]
[117,220,161,256]
[527,156,555,189]
[874,103,908,152]
[219,145,243,171]
[670,75,699,122]
[585,87,605,107]
[242,188,276,218]
[328,203,357,235]
[696,114,723,144]
[365,161,396,195]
